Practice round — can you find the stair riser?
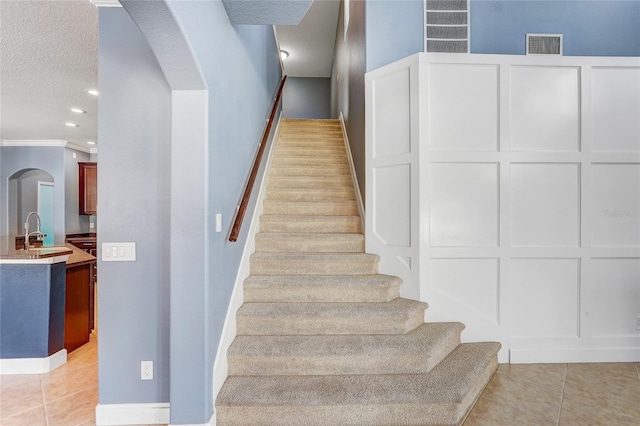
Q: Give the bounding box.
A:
[270,166,351,176]
[255,237,363,253]
[268,180,353,189]
[275,146,346,154]
[243,286,398,303]
[236,313,424,336]
[250,259,377,276]
[266,191,355,201]
[273,158,349,167]
[262,202,358,216]
[269,176,353,184]
[260,220,361,233]
[228,348,458,376]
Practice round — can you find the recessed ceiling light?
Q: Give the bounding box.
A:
[280,50,289,60]
[70,107,87,114]
[87,89,99,96]
[65,122,79,127]
[87,141,96,145]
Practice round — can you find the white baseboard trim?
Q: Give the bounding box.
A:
[95,403,170,425]
[212,113,283,405]
[339,112,365,231]
[510,347,640,364]
[0,349,67,375]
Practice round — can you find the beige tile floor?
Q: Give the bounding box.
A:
[1,336,638,425]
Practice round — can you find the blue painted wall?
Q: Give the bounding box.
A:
[98,7,172,406]
[284,77,331,119]
[0,146,66,242]
[365,0,424,72]
[471,0,640,56]
[167,2,282,422]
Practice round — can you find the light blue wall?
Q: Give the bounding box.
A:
[98,7,172,406]
[332,0,367,198]
[471,0,640,56]
[0,146,66,242]
[284,77,331,119]
[365,0,424,72]
[166,2,282,422]
[64,148,91,235]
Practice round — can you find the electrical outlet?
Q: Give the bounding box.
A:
[141,361,153,380]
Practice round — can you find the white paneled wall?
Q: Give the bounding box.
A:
[366,53,640,363]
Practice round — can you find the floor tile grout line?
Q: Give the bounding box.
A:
[555,363,568,426]
[40,374,50,426]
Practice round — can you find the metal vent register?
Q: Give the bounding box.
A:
[527,34,563,55]
[425,0,469,53]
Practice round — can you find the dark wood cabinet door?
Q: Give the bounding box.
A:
[79,162,97,215]
[65,264,92,352]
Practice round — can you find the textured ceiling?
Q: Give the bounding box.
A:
[276,0,340,78]
[223,0,313,25]
[0,0,99,149]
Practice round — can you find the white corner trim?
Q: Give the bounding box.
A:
[0,349,67,375]
[90,0,122,8]
[0,140,68,147]
[212,112,282,403]
[339,112,365,231]
[95,403,170,425]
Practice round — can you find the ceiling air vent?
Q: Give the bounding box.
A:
[527,34,563,55]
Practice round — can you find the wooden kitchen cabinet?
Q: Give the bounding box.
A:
[79,162,97,215]
[64,244,96,352]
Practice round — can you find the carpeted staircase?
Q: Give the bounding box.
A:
[216,119,500,425]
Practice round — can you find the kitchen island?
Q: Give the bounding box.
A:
[0,237,75,374]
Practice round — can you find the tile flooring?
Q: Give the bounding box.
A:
[1,336,639,425]
[465,362,640,425]
[1,334,98,426]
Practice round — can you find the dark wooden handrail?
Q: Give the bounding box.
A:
[229,75,287,242]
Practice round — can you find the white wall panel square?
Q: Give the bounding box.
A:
[429,163,499,247]
[511,66,580,152]
[592,67,640,152]
[584,259,640,337]
[511,163,579,247]
[510,259,580,338]
[430,258,499,322]
[373,164,411,247]
[591,164,640,246]
[373,68,411,157]
[427,64,499,152]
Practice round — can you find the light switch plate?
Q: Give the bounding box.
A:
[102,242,136,261]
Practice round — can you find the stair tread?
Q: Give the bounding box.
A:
[244,273,400,288]
[250,252,378,262]
[237,298,427,319]
[218,342,500,406]
[255,232,364,241]
[229,322,464,357]
[261,215,360,221]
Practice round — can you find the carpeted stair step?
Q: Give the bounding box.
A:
[270,164,351,176]
[269,175,353,188]
[275,145,346,155]
[228,322,463,376]
[266,188,355,201]
[243,274,400,303]
[216,342,501,426]
[250,252,378,275]
[262,200,358,216]
[277,138,345,147]
[255,232,364,253]
[273,156,349,167]
[260,215,361,233]
[235,298,428,335]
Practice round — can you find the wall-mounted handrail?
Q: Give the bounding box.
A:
[229,75,287,242]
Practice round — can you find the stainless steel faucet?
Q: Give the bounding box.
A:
[24,211,45,250]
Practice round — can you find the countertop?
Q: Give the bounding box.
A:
[65,243,97,267]
[0,236,73,264]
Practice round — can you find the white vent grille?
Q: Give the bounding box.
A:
[425,0,469,53]
[527,34,563,55]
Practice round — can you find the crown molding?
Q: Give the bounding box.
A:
[90,0,122,8]
[67,142,93,154]
[0,140,68,147]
